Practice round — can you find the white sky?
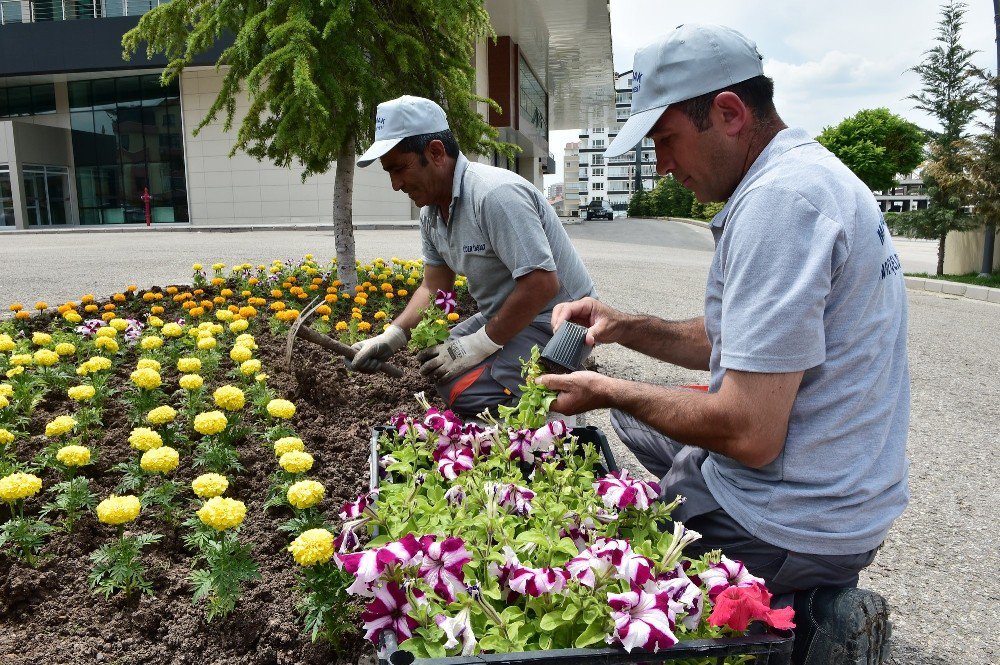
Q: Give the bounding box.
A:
[543,0,998,191]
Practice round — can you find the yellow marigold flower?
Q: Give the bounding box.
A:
[192,263,203,271]
[173,358,200,375]
[45,415,77,437]
[136,358,161,372]
[0,472,43,502]
[0,395,8,409]
[288,528,334,566]
[279,450,313,473]
[287,480,325,509]
[179,374,204,391]
[95,337,120,353]
[374,311,387,321]
[273,437,304,456]
[7,366,25,378]
[0,428,14,445]
[215,309,234,322]
[197,496,247,531]
[140,446,179,473]
[56,445,91,467]
[197,337,217,350]
[0,334,14,352]
[0,383,11,397]
[10,354,33,367]
[64,311,83,323]
[162,322,183,337]
[235,334,257,349]
[140,336,163,350]
[358,322,372,332]
[335,321,348,331]
[229,345,252,363]
[146,405,177,425]
[129,427,163,451]
[130,367,161,390]
[68,385,96,401]
[351,312,362,321]
[97,494,141,525]
[191,473,229,499]
[34,349,60,366]
[31,332,52,346]
[267,399,296,419]
[84,356,113,373]
[240,359,262,376]
[148,314,164,326]
[230,319,249,333]
[109,318,129,332]
[435,319,446,326]
[194,411,228,436]
[447,312,460,322]
[55,342,76,356]
[213,385,245,411]
[212,262,225,271]
[95,327,116,339]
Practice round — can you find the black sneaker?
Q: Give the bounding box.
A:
[792,587,892,665]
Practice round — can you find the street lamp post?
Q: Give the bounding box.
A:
[981,0,1000,276]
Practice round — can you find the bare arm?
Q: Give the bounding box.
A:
[551,297,711,370]
[390,263,456,333]
[484,269,560,345]
[538,368,803,469]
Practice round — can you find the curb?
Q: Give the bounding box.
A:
[0,222,421,235]
[904,276,1000,304]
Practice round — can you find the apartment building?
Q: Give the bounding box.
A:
[0,1,613,229]
[562,141,580,217]
[576,72,658,216]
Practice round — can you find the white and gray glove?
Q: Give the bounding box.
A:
[349,324,407,373]
[417,327,502,382]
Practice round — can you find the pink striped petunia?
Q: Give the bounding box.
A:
[594,470,661,511]
[699,555,764,601]
[607,588,678,652]
[418,536,472,603]
[508,565,570,597]
[362,582,419,645]
[437,446,475,480]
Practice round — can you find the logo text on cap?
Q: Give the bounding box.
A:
[632,72,642,93]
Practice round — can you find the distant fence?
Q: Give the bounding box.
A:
[0,0,165,25]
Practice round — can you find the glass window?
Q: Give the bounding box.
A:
[0,88,7,118]
[0,168,14,227]
[68,81,91,110]
[31,85,56,114]
[6,87,31,116]
[518,55,547,136]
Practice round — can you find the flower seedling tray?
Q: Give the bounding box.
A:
[369,425,793,665]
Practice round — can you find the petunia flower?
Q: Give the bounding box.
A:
[594,470,661,511]
[708,582,795,632]
[531,420,569,454]
[699,555,764,601]
[339,490,377,520]
[607,588,678,652]
[444,484,466,506]
[559,512,597,550]
[425,408,463,439]
[435,606,477,656]
[435,289,458,314]
[508,565,570,597]
[361,582,419,646]
[437,446,475,480]
[644,574,704,631]
[418,535,472,603]
[591,537,654,586]
[496,483,536,516]
[506,429,535,463]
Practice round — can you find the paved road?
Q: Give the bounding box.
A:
[1,219,997,664]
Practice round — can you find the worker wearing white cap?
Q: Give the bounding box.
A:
[538,24,908,664]
[352,95,595,417]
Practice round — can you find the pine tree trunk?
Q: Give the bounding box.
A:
[332,138,358,292]
[937,231,946,276]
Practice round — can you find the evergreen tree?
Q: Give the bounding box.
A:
[123,0,516,289]
[648,175,693,218]
[907,0,982,274]
[628,190,650,218]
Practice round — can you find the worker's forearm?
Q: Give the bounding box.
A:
[484,271,560,345]
[616,315,711,370]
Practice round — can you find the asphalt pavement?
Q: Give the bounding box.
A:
[1,219,997,664]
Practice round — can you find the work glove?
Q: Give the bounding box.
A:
[417,326,502,383]
[349,324,407,373]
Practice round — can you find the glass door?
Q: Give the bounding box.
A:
[23,166,70,226]
[0,167,14,227]
[46,171,69,225]
[23,171,45,226]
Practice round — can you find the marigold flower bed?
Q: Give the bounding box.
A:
[0,258,469,664]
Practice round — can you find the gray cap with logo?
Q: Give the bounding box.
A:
[357,95,451,167]
[605,24,765,158]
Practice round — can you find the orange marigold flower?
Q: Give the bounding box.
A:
[15,311,31,320]
[151,306,165,315]
[103,303,116,311]
[142,292,157,302]
[101,312,116,321]
[166,287,178,295]
[126,285,138,292]
[189,307,205,317]
[270,301,287,311]
[239,306,257,318]
[35,301,48,310]
[325,294,338,303]
[193,289,204,296]
[213,296,225,305]
[271,290,284,298]
[9,303,23,312]
[200,300,214,309]
[211,277,225,286]
[113,293,126,302]
[84,304,99,313]
[182,301,196,310]
[81,294,96,304]
[247,278,259,286]
[316,305,331,316]
[220,289,233,297]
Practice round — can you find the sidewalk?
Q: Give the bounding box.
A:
[904,276,1000,303]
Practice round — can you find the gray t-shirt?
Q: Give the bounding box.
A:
[701,128,910,556]
[420,153,595,324]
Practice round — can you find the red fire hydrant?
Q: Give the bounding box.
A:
[140,187,152,227]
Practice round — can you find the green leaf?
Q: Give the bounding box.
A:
[575,616,609,648]
[539,611,567,632]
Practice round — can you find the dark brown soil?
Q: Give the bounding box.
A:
[0,300,450,664]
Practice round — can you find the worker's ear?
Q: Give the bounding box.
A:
[425,139,449,166]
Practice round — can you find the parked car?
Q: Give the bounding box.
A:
[581,200,614,220]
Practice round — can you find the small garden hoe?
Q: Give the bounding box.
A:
[284,297,403,378]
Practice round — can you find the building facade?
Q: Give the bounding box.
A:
[873,171,929,214]
[0,2,613,230]
[576,72,658,216]
[562,141,581,217]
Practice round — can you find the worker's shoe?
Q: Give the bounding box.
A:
[792,587,891,664]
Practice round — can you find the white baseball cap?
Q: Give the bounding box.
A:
[357,95,451,167]
[605,24,765,158]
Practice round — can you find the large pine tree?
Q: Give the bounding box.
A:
[123,0,516,289]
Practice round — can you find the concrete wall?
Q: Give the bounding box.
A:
[945,227,1000,274]
[180,68,413,225]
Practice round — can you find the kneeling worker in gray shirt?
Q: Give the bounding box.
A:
[538,24,909,664]
[351,95,595,417]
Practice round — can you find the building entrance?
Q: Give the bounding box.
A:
[23,165,69,226]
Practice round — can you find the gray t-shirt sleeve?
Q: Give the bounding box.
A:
[420,213,447,266]
[479,184,558,279]
[720,186,844,373]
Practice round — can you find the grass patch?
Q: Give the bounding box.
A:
[905,271,1000,289]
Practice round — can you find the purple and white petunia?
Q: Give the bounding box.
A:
[559,512,597,550]
[437,446,475,480]
[361,582,419,646]
[506,429,535,463]
[531,420,569,454]
[389,412,428,440]
[435,606,477,656]
[699,555,765,601]
[75,319,107,336]
[418,536,472,603]
[435,289,458,314]
[594,470,661,511]
[485,545,522,602]
[567,545,617,588]
[644,574,705,631]
[459,422,491,456]
[339,490,377,521]
[444,484,467,506]
[592,537,654,586]
[336,534,423,597]
[425,408,463,440]
[508,565,570,597]
[496,483,536,516]
[607,588,679,652]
